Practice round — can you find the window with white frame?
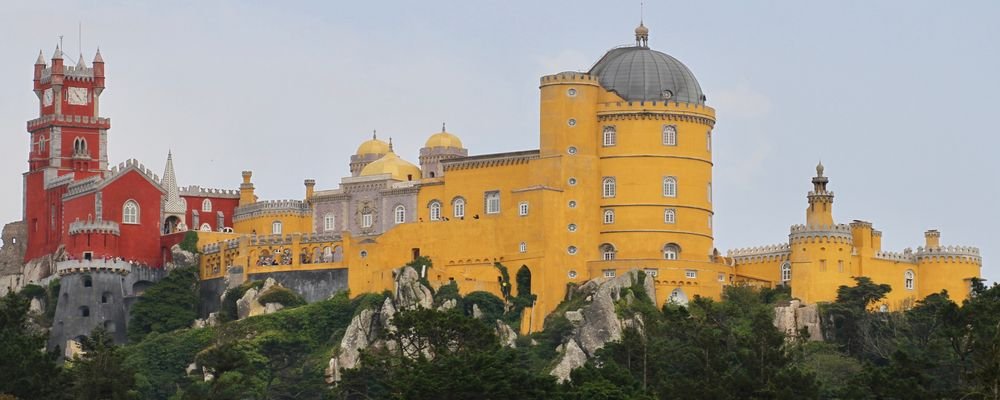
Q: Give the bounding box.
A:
[664,208,676,224]
[200,223,211,232]
[603,209,615,224]
[429,201,442,221]
[122,200,139,224]
[202,199,212,212]
[905,270,915,290]
[603,269,616,278]
[663,243,680,260]
[485,191,500,214]
[519,242,527,253]
[453,197,465,218]
[602,126,616,147]
[602,177,616,198]
[707,183,712,203]
[272,221,282,235]
[781,262,791,282]
[644,268,658,277]
[324,213,335,231]
[663,177,677,197]
[361,211,373,228]
[518,201,529,216]
[663,125,677,146]
[394,205,406,224]
[685,269,697,279]
[600,243,616,261]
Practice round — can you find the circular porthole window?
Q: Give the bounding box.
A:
[360,250,368,258]
[567,146,578,155]
[568,224,577,232]
[567,118,577,127]
[567,88,577,97]
[568,177,577,186]
[568,270,578,279]
[568,200,577,208]
[567,246,578,255]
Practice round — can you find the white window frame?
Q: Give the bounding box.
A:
[200,223,212,232]
[603,209,615,224]
[663,244,680,260]
[644,268,658,277]
[685,269,697,279]
[201,198,213,212]
[664,208,676,224]
[602,177,616,198]
[271,221,282,235]
[603,269,616,278]
[361,212,373,228]
[394,205,406,224]
[518,201,529,216]
[905,270,915,290]
[780,262,791,282]
[453,197,465,218]
[663,125,677,146]
[485,191,501,214]
[602,125,616,147]
[122,200,139,225]
[519,242,527,253]
[663,177,677,197]
[324,213,335,231]
[601,244,616,261]
[429,201,442,221]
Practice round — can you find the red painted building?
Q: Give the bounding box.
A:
[23,46,238,268]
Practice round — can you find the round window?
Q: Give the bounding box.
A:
[567,246,578,255]
[568,224,577,232]
[568,177,577,186]
[567,118,577,127]
[568,270,578,279]
[567,88,577,97]
[360,250,368,258]
[567,146,578,155]
[568,200,577,208]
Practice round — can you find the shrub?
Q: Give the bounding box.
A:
[257,287,305,308]
[464,291,505,322]
[19,284,46,300]
[179,230,199,254]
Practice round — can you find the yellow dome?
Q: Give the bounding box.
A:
[355,137,391,156]
[360,151,421,181]
[424,124,464,149]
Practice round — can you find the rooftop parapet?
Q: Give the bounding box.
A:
[68,220,120,236]
[727,243,791,263]
[539,72,599,84]
[789,223,854,242]
[300,232,342,244]
[233,199,311,220]
[56,259,132,276]
[27,114,111,130]
[873,249,916,263]
[916,245,982,264]
[40,63,94,83]
[180,185,240,198]
[248,233,295,246]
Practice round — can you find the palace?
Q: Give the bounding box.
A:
[22,24,981,338]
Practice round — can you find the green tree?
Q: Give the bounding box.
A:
[128,266,200,342]
[69,328,138,400]
[179,231,199,254]
[0,292,67,399]
[822,276,892,357]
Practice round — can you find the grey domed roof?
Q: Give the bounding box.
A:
[589,46,705,104]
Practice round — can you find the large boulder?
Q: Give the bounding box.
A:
[495,320,517,348]
[234,278,286,320]
[169,244,199,269]
[394,266,432,310]
[550,340,587,383]
[774,299,823,341]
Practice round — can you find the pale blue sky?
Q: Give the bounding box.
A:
[1,1,997,282]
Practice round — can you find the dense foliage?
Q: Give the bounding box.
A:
[0,291,67,399]
[127,266,200,342]
[179,231,199,254]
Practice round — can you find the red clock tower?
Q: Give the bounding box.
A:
[24,45,110,261]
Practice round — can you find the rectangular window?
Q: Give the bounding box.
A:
[361,213,373,228]
[485,191,501,214]
[707,183,712,203]
[644,268,658,277]
[603,269,616,278]
[603,126,616,147]
[718,273,726,282]
[663,125,677,146]
[819,259,827,272]
[519,242,527,253]
[685,269,697,279]
[838,260,844,273]
[707,131,712,151]
[518,201,529,216]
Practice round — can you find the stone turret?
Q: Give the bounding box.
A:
[806,162,834,226]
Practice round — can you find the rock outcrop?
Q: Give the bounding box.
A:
[550,269,656,382]
[394,266,432,310]
[774,299,823,341]
[495,320,518,348]
[168,244,199,270]
[234,278,287,320]
[0,232,58,296]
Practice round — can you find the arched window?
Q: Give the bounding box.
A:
[324,213,335,231]
[603,209,615,224]
[122,200,139,224]
[602,177,616,198]
[664,208,676,224]
[663,177,677,197]
[663,243,681,260]
[602,126,616,147]
[781,262,791,282]
[394,205,406,224]
[453,197,466,219]
[200,223,212,232]
[485,192,500,214]
[73,137,88,155]
[905,270,915,290]
[663,125,677,146]
[271,221,282,235]
[201,199,212,212]
[428,201,442,221]
[600,243,616,261]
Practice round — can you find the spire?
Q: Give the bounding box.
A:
[372,129,377,140]
[93,47,103,63]
[52,44,63,60]
[816,161,824,177]
[388,137,394,152]
[77,53,87,68]
[161,151,187,216]
[35,50,45,65]
[635,2,649,47]
[442,122,446,132]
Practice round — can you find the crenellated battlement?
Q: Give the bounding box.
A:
[180,185,240,198]
[789,224,854,243]
[916,245,982,264]
[539,72,599,84]
[233,199,311,221]
[27,114,110,130]
[55,259,132,276]
[727,243,791,263]
[40,63,95,83]
[68,219,120,236]
[874,249,916,263]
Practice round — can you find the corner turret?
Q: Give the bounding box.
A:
[806,162,834,226]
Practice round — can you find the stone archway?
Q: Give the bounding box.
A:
[163,216,181,234]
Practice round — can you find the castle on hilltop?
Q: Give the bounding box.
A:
[19,24,981,344]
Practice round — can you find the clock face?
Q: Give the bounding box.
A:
[42,88,53,107]
[67,87,88,105]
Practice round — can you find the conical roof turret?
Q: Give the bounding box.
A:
[35,50,45,65]
[93,48,104,63]
[162,151,187,215]
[51,44,63,60]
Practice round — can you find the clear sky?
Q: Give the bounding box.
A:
[1,1,996,282]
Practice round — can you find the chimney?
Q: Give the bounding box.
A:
[924,230,940,249]
[304,179,315,200]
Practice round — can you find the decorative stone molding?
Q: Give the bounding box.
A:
[233,200,311,221]
[442,150,540,172]
[597,112,715,127]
